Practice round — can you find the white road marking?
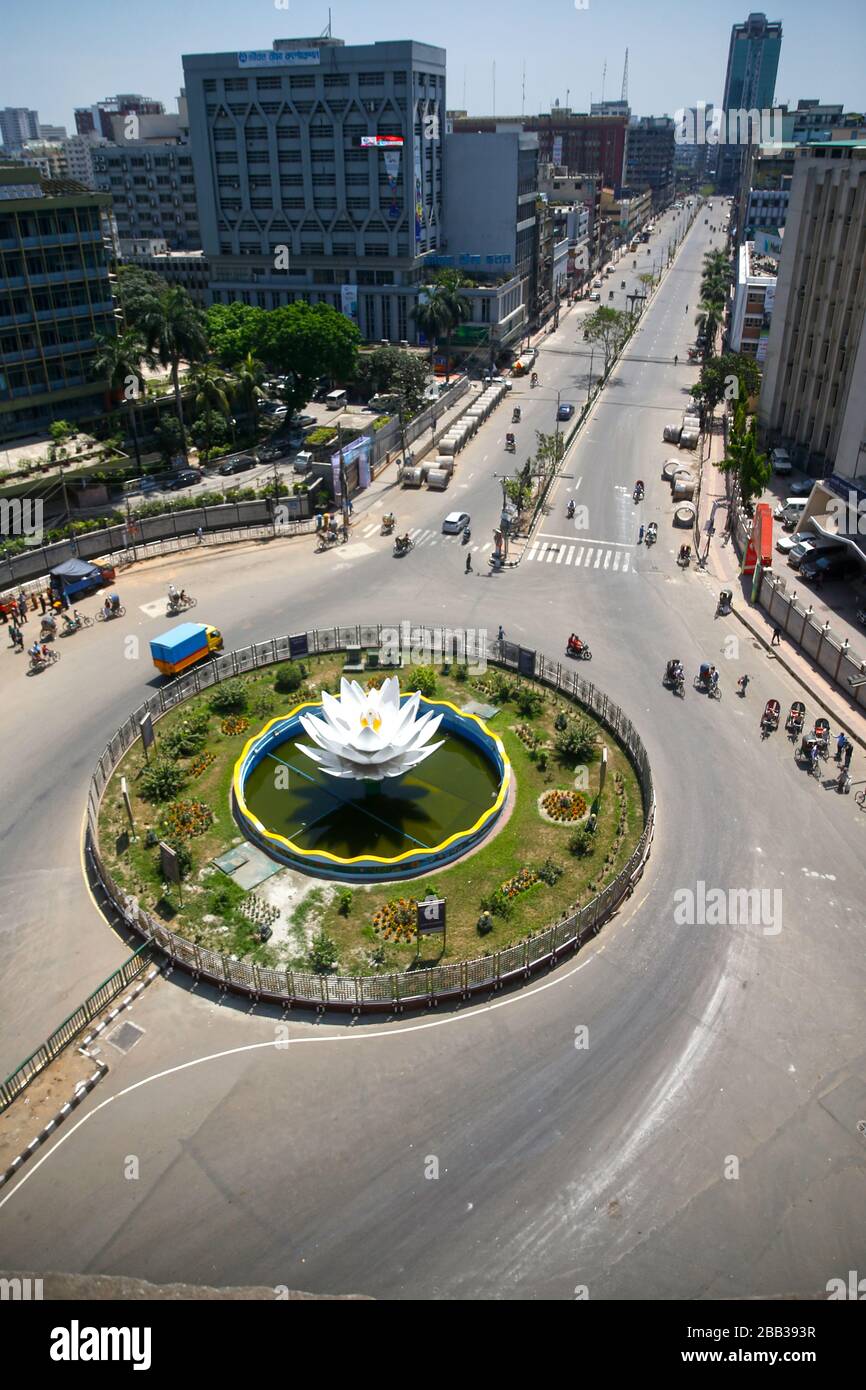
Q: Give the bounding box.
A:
[546,546,558,563]
[565,545,574,565]
[527,545,539,561]
[584,548,594,567]
[623,553,631,573]
[594,549,603,568]
[556,546,566,564]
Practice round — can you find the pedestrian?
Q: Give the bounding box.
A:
[8,620,19,648]
[771,626,781,646]
[638,524,645,544]
[497,625,505,641]
[195,526,203,544]
[60,590,69,611]
[39,591,46,614]
[0,601,7,624]
[465,553,472,574]
[315,511,322,532]
[835,732,847,762]
[12,624,23,652]
[347,497,353,516]
[17,595,27,623]
[844,742,853,771]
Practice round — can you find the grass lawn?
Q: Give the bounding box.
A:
[98,657,645,976]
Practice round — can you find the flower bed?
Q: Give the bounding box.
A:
[161,799,214,839]
[540,789,587,823]
[220,715,250,736]
[500,867,539,899]
[372,896,418,944]
[189,751,216,779]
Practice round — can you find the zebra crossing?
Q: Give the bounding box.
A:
[357,520,491,553]
[525,539,634,573]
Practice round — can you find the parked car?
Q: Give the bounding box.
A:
[218,455,257,476]
[787,478,814,498]
[557,402,575,421]
[787,539,821,569]
[139,477,160,493]
[442,511,470,534]
[168,469,202,490]
[776,532,805,556]
[290,413,316,428]
[800,550,856,582]
[257,444,289,463]
[590,291,601,302]
[771,447,792,474]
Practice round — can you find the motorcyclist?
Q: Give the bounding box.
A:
[103,595,113,617]
[737,674,750,695]
[530,372,538,387]
[505,432,515,450]
[569,633,584,654]
[567,500,576,519]
[512,406,521,423]
[168,584,178,606]
[383,512,395,530]
[29,640,42,663]
[709,667,719,693]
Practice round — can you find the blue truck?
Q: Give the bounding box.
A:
[150,621,223,678]
[49,558,116,602]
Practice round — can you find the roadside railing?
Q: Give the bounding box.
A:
[85,628,655,1014]
[0,942,156,1113]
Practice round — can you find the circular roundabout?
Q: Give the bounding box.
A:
[88,625,654,1011]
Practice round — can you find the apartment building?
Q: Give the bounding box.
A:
[452,110,628,190]
[75,95,166,140]
[758,142,866,474]
[182,35,445,342]
[729,240,777,358]
[92,144,200,251]
[0,108,41,150]
[625,116,675,209]
[0,165,117,443]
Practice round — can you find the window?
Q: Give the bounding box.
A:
[256,77,282,90]
[359,73,385,86]
[225,78,249,92]
[365,297,376,337]
[290,76,315,90]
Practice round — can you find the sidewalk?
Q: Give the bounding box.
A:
[696,430,866,748]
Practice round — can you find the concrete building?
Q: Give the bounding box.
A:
[452,110,628,190]
[781,99,866,144]
[600,185,652,242]
[182,35,445,342]
[75,95,166,140]
[716,13,783,194]
[538,168,601,272]
[92,144,200,250]
[18,141,68,181]
[119,244,211,306]
[729,240,777,359]
[625,116,675,209]
[0,108,41,151]
[673,104,717,189]
[758,142,866,476]
[38,124,68,142]
[0,165,117,443]
[745,183,789,232]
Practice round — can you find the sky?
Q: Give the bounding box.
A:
[1,0,863,130]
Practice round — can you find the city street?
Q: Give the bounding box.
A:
[1,209,864,1301]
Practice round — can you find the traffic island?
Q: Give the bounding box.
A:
[87,629,654,1009]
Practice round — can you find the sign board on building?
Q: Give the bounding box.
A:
[552,135,563,165]
[340,283,359,326]
[332,434,373,493]
[237,49,320,68]
[360,135,404,148]
[159,841,181,884]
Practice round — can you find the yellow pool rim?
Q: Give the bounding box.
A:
[233,693,511,867]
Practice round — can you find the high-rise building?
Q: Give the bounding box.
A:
[92,143,200,250]
[0,108,41,151]
[758,142,866,476]
[625,116,675,208]
[75,95,166,140]
[182,36,445,341]
[38,124,67,142]
[716,13,783,194]
[0,165,117,443]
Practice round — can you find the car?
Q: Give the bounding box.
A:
[771,447,792,474]
[800,550,852,582]
[290,413,316,428]
[557,403,575,421]
[590,291,601,302]
[775,532,804,555]
[139,477,160,493]
[168,469,201,490]
[787,478,814,498]
[442,511,470,534]
[286,431,306,449]
[218,455,257,476]
[257,444,289,463]
[787,539,820,569]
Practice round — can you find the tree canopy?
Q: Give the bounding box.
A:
[206,301,361,414]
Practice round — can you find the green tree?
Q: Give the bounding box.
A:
[433,269,472,383]
[230,350,266,425]
[206,302,269,367]
[115,264,170,329]
[411,285,452,368]
[91,330,153,471]
[48,419,75,462]
[190,410,230,457]
[189,362,232,456]
[137,287,208,460]
[583,306,631,372]
[154,415,185,466]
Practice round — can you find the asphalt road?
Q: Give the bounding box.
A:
[1,203,864,1300]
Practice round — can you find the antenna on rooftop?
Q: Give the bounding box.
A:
[601,59,607,105]
[621,48,629,104]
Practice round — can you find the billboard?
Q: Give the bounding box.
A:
[331,434,373,496]
[552,135,563,165]
[237,49,320,68]
[360,135,404,148]
[383,147,401,220]
[340,284,359,325]
[414,135,423,247]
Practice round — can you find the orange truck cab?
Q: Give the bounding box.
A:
[150,621,223,678]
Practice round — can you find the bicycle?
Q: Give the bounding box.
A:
[96,604,126,621]
[856,787,866,809]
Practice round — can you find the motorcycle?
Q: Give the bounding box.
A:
[677,545,692,567]
[567,502,576,520]
[393,537,414,557]
[505,434,516,454]
[566,636,592,661]
[381,516,395,535]
[663,662,685,697]
[512,407,521,424]
[633,482,644,503]
[316,529,339,553]
[530,375,539,388]
[29,648,59,672]
[462,528,471,544]
[644,522,658,546]
[167,593,196,616]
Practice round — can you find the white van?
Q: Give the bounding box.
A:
[774,497,807,523]
[325,389,347,410]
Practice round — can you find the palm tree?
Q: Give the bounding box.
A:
[695,298,725,358]
[435,271,472,383]
[411,286,452,369]
[231,351,266,429]
[91,330,154,472]
[137,288,208,460]
[188,362,232,460]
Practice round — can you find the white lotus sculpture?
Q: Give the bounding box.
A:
[297,676,445,781]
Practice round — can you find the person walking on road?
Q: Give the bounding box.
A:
[17,595,27,623]
[843,741,853,771]
[497,625,505,641]
[836,732,848,762]
[771,626,782,646]
[638,524,645,544]
[39,592,47,614]
[465,553,472,574]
